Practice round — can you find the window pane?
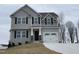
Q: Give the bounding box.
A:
[35,18,38,24]
[47,19,50,24]
[17,18,21,24]
[45,33,49,35]
[22,31,26,38]
[16,31,21,38]
[22,18,26,24]
[51,33,56,35]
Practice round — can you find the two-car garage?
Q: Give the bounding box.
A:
[42,28,59,43]
[43,32,58,43]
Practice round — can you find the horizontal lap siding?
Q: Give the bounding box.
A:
[9,29,31,45]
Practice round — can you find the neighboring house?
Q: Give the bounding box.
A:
[9,5,61,46]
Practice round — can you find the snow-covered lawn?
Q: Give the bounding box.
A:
[0,45,7,49]
[43,43,79,54]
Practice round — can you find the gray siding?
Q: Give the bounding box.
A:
[10,29,31,45]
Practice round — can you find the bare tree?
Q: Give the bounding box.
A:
[75,27,78,43]
[59,12,65,43]
[66,21,75,43]
[60,24,65,43]
[76,20,79,43]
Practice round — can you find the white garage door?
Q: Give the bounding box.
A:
[43,32,58,43]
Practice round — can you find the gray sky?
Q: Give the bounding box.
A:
[0,4,79,44]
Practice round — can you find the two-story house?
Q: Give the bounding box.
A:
[9,5,61,46]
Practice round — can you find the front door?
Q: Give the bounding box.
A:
[34,30,39,41]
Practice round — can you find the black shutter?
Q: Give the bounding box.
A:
[51,18,53,24]
[26,17,28,24]
[15,17,17,24]
[32,17,34,24]
[26,30,28,38]
[38,17,40,24]
[14,31,16,39]
[45,18,47,25]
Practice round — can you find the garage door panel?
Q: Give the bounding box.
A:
[43,32,58,43]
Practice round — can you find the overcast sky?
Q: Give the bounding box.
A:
[0,4,79,44]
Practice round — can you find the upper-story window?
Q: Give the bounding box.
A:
[35,18,38,24]
[32,17,40,24]
[15,17,28,24]
[47,18,51,24]
[22,18,26,24]
[44,17,57,25]
[17,18,21,24]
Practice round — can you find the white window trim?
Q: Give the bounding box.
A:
[34,17,38,24]
[16,30,28,39]
[17,17,27,24]
[22,18,26,24]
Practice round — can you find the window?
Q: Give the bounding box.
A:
[32,17,40,24]
[51,33,56,35]
[22,31,26,38]
[22,18,26,24]
[45,33,49,35]
[16,31,21,38]
[35,18,38,24]
[15,30,28,39]
[16,17,28,24]
[47,18,51,24]
[17,18,21,24]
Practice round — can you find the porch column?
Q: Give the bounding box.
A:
[39,28,42,42]
[31,28,33,42]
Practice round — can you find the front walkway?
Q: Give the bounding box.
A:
[43,43,79,54]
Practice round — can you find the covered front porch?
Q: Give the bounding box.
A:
[31,27,42,42]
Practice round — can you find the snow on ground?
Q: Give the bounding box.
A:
[43,43,79,54]
[0,45,7,49]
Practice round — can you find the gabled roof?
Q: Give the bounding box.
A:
[10,4,41,17]
[10,4,58,19]
[39,12,58,19]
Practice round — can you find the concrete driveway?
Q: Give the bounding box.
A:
[43,43,79,54]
